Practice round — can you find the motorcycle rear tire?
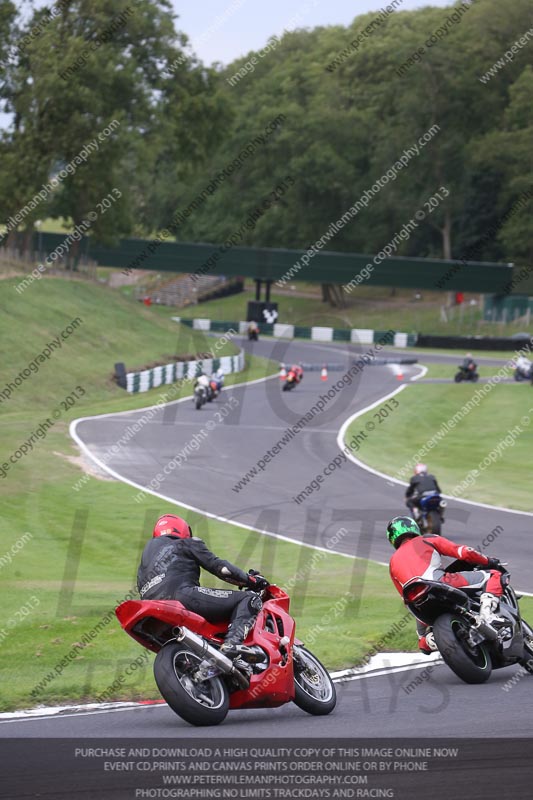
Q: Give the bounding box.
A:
[427,510,442,535]
[433,613,492,684]
[292,646,336,715]
[154,642,229,726]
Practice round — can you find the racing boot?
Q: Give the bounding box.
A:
[220,594,263,660]
[479,593,505,626]
[220,621,254,660]
[418,630,438,655]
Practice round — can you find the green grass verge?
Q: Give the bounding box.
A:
[420,363,515,379]
[346,382,533,512]
[0,278,242,413]
[407,348,526,360]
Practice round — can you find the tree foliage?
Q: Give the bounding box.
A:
[0,0,222,246]
[1,0,532,268]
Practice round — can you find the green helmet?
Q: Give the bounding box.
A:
[387,516,421,548]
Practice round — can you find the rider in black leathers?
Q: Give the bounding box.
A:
[137,514,268,657]
[405,464,442,520]
[462,353,477,371]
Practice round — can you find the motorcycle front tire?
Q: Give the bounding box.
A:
[292,646,336,715]
[433,613,492,684]
[454,372,463,383]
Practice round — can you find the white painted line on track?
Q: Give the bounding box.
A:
[0,703,167,724]
[336,376,533,518]
[0,653,443,722]
[70,372,359,563]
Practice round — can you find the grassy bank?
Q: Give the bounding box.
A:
[346,382,533,512]
[420,363,516,380]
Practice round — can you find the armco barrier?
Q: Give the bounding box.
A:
[125,349,245,393]
[174,319,533,351]
[174,318,418,347]
[416,334,533,351]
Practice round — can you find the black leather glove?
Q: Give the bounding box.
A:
[247,570,269,590]
[486,557,505,572]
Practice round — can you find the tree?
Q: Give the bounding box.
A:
[474,65,533,264]
[1,0,222,250]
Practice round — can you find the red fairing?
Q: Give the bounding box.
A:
[115,599,226,653]
[230,599,296,709]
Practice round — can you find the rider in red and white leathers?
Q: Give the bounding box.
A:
[388,516,504,654]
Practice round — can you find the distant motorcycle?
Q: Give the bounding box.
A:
[193,384,208,410]
[454,363,479,383]
[514,356,532,382]
[248,323,259,342]
[402,565,533,685]
[283,366,303,392]
[416,491,446,535]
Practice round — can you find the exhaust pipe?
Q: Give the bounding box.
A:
[173,627,249,688]
[473,619,499,641]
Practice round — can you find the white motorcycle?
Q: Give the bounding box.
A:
[514,356,532,382]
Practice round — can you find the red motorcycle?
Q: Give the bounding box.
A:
[283,366,304,391]
[116,583,336,727]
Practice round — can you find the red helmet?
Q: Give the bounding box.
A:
[153,514,192,539]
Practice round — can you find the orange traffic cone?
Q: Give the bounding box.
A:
[280,363,287,380]
[321,365,328,382]
[396,367,404,381]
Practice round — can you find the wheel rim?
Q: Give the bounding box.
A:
[294,649,333,702]
[172,649,226,709]
[451,619,488,668]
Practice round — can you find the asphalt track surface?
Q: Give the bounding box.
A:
[1,659,532,738]
[4,338,532,741]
